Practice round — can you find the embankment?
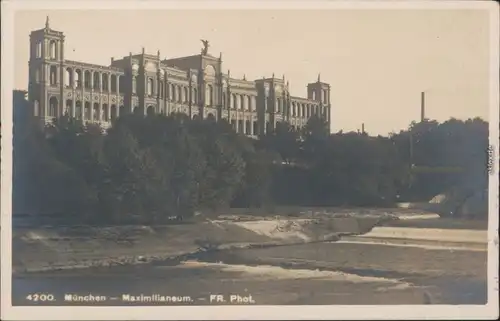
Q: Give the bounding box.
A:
[13,214,396,274]
[397,187,488,219]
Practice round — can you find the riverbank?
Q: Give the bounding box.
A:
[13,209,435,274]
[12,209,485,274]
[11,213,384,273]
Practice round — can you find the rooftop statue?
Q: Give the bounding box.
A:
[201,39,209,55]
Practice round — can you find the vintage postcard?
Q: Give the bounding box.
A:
[1,0,499,320]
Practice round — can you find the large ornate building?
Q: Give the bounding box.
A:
[28,18,331,137]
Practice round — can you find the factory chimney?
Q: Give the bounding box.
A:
[420,91,426,122]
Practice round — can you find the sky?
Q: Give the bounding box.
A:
[13,8,491,136]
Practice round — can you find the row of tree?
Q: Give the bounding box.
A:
[12,111,489,224]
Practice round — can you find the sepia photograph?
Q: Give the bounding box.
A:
[1,0,499,320]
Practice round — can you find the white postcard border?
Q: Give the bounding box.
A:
[1,1,498,320]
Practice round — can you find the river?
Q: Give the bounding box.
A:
[12,240,487,306]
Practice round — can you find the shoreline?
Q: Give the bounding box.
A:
[12,212,487,275]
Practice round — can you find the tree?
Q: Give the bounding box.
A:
[300,114,330,165]
[13,108,489,223]
[189,118,246,210]
[392,118,489,203]
[259,122,300,164]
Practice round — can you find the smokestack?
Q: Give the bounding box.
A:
[420,91,425,122]
[361,123,365,134]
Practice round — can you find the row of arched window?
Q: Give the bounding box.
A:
[311,90,329,104]
[34,68,327,119]
[62,68,125,93]
[37,96,316,137]
[37,97,126,122]
[268,98,325,119]
[33,40,59,60]
[230,119,259,136]
[290,102,325,118]
[223,93,256,111]
[143,79,259,111]
[143,78,199,104]
[36,66,126,94]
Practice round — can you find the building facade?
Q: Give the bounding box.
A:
[28,18,331,136]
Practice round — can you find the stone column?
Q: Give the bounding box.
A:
[165,78,169,115]
[71,98,76,118]
[100,102,104,121]
[263,96,268,135]
[82,72,87,121]
[156,74,161,114]
[59,66,65,117]
[40,63,47,119]
[90,71,94,122]
[107,74,111,120]
[188,77,192,118]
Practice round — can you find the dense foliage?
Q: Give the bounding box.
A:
[12,111,489,224]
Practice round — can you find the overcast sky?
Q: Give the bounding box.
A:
[13,8,491,135]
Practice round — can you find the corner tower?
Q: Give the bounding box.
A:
[28,16,65,121]
[307,74,331,128]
